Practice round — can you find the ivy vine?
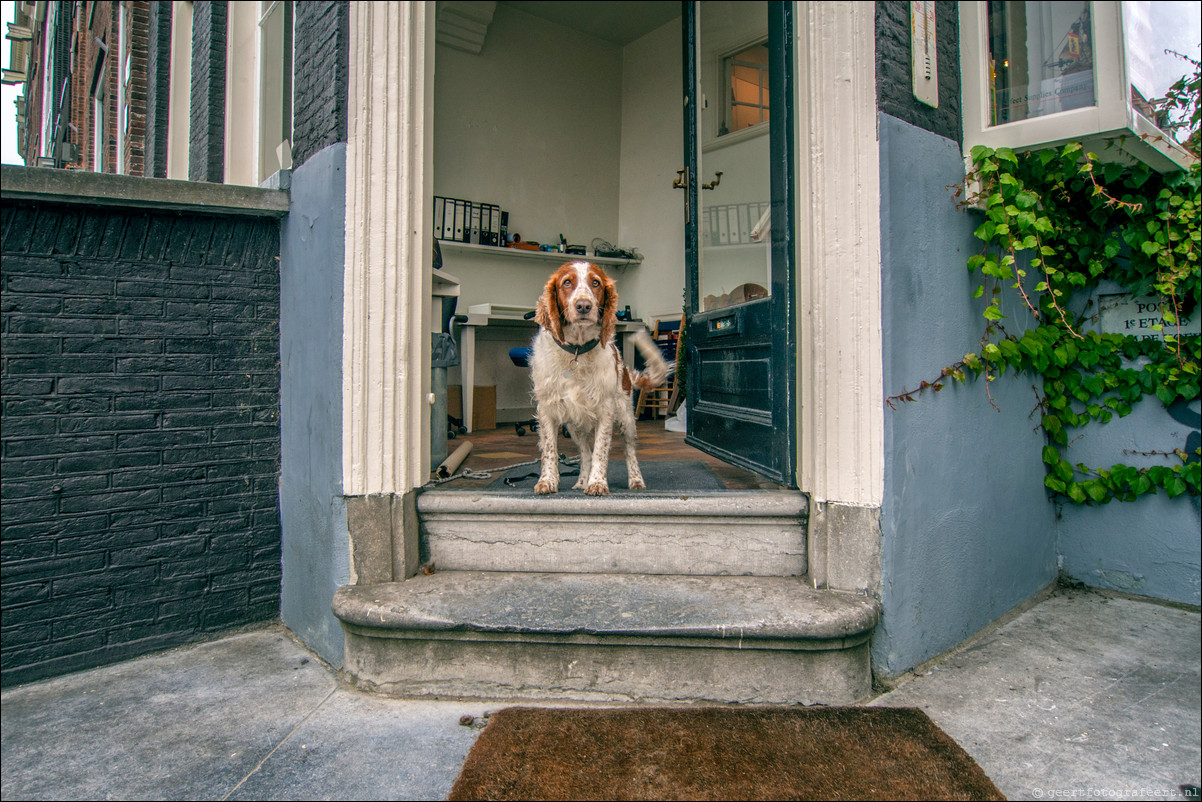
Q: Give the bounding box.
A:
[889,59,1201,505]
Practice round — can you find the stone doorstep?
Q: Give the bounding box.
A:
[415,489,809,518]
[416,489,809,577]
[333,571,879,704]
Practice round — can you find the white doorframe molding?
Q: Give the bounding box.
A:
[343,1,435,496]
[793,0,884,510]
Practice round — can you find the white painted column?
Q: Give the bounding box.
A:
[343,1,435,495]
[793,1,884,509]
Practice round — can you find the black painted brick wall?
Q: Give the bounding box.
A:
[875,0,963,144]
[189,1,227,183]
[0,200,282,688]
[145,1,173,179]
[291,1,349,168]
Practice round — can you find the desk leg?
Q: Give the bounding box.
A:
[460,326,476,433]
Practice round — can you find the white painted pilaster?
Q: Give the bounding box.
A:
[343,1,435,495]
[794,1,884,508]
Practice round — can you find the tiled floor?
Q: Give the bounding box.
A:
[428,417,787,491]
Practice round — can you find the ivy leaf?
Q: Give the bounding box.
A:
[970,144,995,163]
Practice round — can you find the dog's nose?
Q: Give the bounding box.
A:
[574,298,592,316]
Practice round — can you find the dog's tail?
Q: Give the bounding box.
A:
[629,328,670,391]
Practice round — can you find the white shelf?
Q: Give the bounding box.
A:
[439,240,642,267]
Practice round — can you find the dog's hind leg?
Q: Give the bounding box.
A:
[534,408,561,494]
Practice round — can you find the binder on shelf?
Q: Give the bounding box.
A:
[453,200,466,242]
[432,197,503,245]
[484,203,501,245]
[468,203,482,244]
[433,196,446,240]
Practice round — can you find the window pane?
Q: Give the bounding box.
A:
[987,1,1096,125]
[1123,1,1202,142]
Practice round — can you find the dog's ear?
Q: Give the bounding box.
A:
[535,272,564,342]
[598,269,618,345]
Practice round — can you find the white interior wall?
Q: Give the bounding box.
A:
[433,4,689,419]
[617,17,687,325]
[433,3,622,312]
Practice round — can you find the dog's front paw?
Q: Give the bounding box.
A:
[628,476,646,490]
[585,481,609,496]
[534,479,558,494]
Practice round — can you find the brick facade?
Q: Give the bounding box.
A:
[188,0,226,183]
[144,1,173,179]
[291,0,349,169]
[875,0,962,144]
[0,199,282,688]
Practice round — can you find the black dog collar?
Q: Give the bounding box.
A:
[555,338,600,358]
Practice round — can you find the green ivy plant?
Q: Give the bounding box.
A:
[888,60,1201,505]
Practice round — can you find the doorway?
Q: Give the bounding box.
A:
[428,0,796,492]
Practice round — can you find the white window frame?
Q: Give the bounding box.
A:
[959,0,1196,171]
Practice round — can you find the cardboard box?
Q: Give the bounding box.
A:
[447,385,497,430]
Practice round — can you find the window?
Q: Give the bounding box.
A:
[166,1,192,180]
[257,0,293,182]
[987,1,1095,125]
[960,1,1196,171]
[721,42,769,136]
[224,0,292,185]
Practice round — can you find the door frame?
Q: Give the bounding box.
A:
[341,1,884,511]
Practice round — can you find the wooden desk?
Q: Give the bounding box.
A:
[457,309,649,433]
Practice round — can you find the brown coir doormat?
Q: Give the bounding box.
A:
[448,706,1006,801]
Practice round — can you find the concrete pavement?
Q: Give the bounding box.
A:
[2,586,1198,801]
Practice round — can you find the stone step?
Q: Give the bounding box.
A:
[415,490,808,577]
[332,570,878,705]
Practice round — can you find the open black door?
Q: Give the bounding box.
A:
[682,1,796,487]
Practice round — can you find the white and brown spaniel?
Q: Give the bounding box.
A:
[530,261,668,495]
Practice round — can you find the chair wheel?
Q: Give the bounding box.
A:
[448,430,457,439]
[516,426,526,436]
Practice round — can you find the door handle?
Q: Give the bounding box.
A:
[672,168,688,189]
[701,171,723,190]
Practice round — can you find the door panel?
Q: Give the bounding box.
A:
[683,0,795,487]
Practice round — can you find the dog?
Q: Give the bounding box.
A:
[529,261,669,495]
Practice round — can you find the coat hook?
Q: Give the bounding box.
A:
[701,170,723,190]
[672,168,688,189]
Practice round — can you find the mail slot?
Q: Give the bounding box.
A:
[708,311,741,336]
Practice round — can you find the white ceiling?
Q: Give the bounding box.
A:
[498,1,681,46]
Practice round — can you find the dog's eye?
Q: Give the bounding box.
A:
[591,278,600,287]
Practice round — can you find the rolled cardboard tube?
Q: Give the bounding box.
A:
[437,440,473,478]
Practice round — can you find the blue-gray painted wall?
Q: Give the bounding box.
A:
[279,143,349,666]
[877,113,1060,676]
[1051,282,1201,603]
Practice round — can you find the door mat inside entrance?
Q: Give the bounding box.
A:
[487,460,725,491]
[448,706,1006,801]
